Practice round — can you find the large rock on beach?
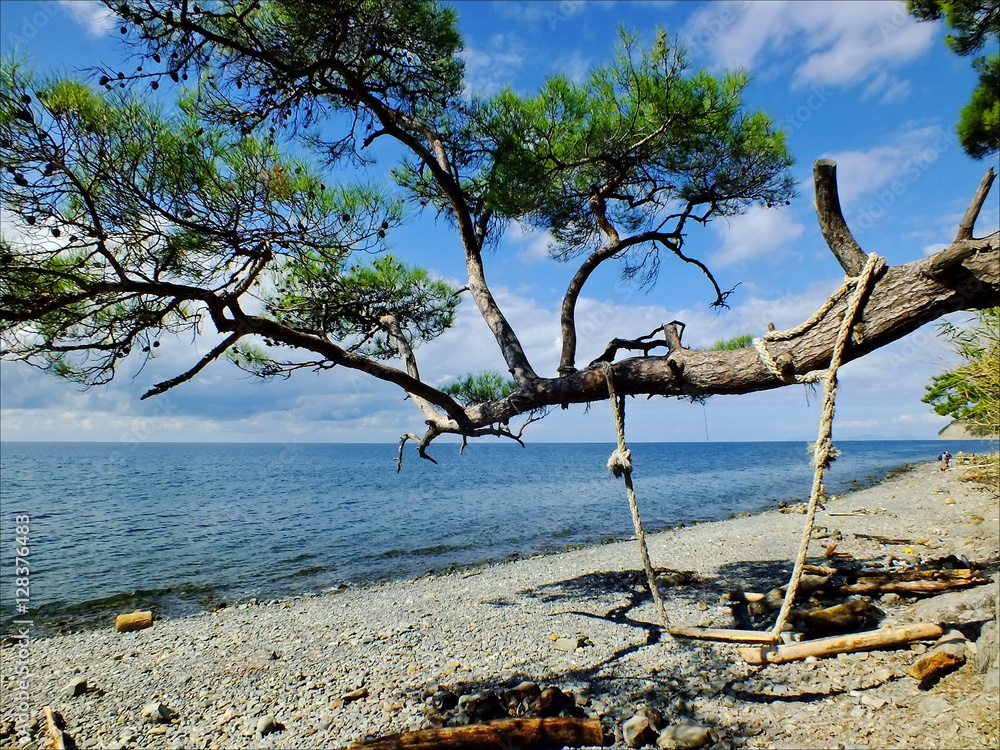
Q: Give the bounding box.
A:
[910,574,999,623]
[256,715,283,736]
[623,713,659,748]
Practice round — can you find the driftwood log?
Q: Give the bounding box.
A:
[791,600,879,636]
[838,569,986,595]
[737,622,945,665]
[348,717,606,750]
[732,568,986,605]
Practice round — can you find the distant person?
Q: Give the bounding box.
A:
[941,450,952,471]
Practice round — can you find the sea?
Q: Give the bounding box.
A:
[0,440,994,633]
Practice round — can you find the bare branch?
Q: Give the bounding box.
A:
[955,167,996,241]
[395,429,441,472]
[923,234,998,277]
[814,159,868,275]
[141,331,242,399]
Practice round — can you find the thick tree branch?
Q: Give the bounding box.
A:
[558,227,727,373]
[814,159,868,275]
[923,234,997,277]
[238,315,473,430]
[465,219,1000,429]
[558,240,622,374]
[339,73,539,384]
[379,313,463,427]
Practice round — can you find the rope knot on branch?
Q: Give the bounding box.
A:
[752,252,885,384]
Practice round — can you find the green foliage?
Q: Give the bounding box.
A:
[1,2,798,412]
[226,342,282,379]
[923,307,1000,437]
[908,0,1000,158]
[709,334,754,350]
[446,30,794,279]
[122,0,464,148]
[0,58,417,384]
[908,0,999,56]
[268,255,459,358]
[442,371,517,406]
[957,54,1000,159]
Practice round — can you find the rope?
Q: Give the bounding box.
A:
[602,362,670,630]
[752,254,886,385]
[770,252,883,638]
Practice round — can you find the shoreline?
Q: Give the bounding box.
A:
[1,456,997,749]
[0,457,935,640]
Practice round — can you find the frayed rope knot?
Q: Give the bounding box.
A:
[808,440,842,469]
[608,447,632,478]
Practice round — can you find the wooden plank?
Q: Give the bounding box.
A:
[736,622,945,665]
[348,717,605,750]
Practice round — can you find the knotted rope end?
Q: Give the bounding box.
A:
[608,447,633,477]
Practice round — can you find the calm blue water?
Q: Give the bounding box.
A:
[0,440,993,630]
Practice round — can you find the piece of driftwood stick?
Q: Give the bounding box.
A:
[728,591,766,603]
[348,717,605,750]
[43,705,67,750]
[907,628,968,681]
[839,578,985,595]
[668,626,780,643]
[737,622,945,665]
[803,564,839,576]
[114,610,153,632]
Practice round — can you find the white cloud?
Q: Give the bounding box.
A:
[460,34,525,96]
[862,70,912,104]
[507,223,554,264]
[708,205,806,268]
[682,1,935,96]
[549,50,593,85]
[58,0,117,36]
[820,126,952,208]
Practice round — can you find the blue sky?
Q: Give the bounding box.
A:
[0,0,997,445]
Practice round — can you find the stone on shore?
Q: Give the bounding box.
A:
[622,713,659,748]
[657,719,713,749]
[62,676,88,698]
[141,701,177,724]
[256,715,282,736]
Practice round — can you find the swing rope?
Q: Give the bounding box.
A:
[603,361,670,631]
[767,252,884,637]
[598,252,881,641]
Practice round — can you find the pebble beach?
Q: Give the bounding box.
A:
[2,456,998,750]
